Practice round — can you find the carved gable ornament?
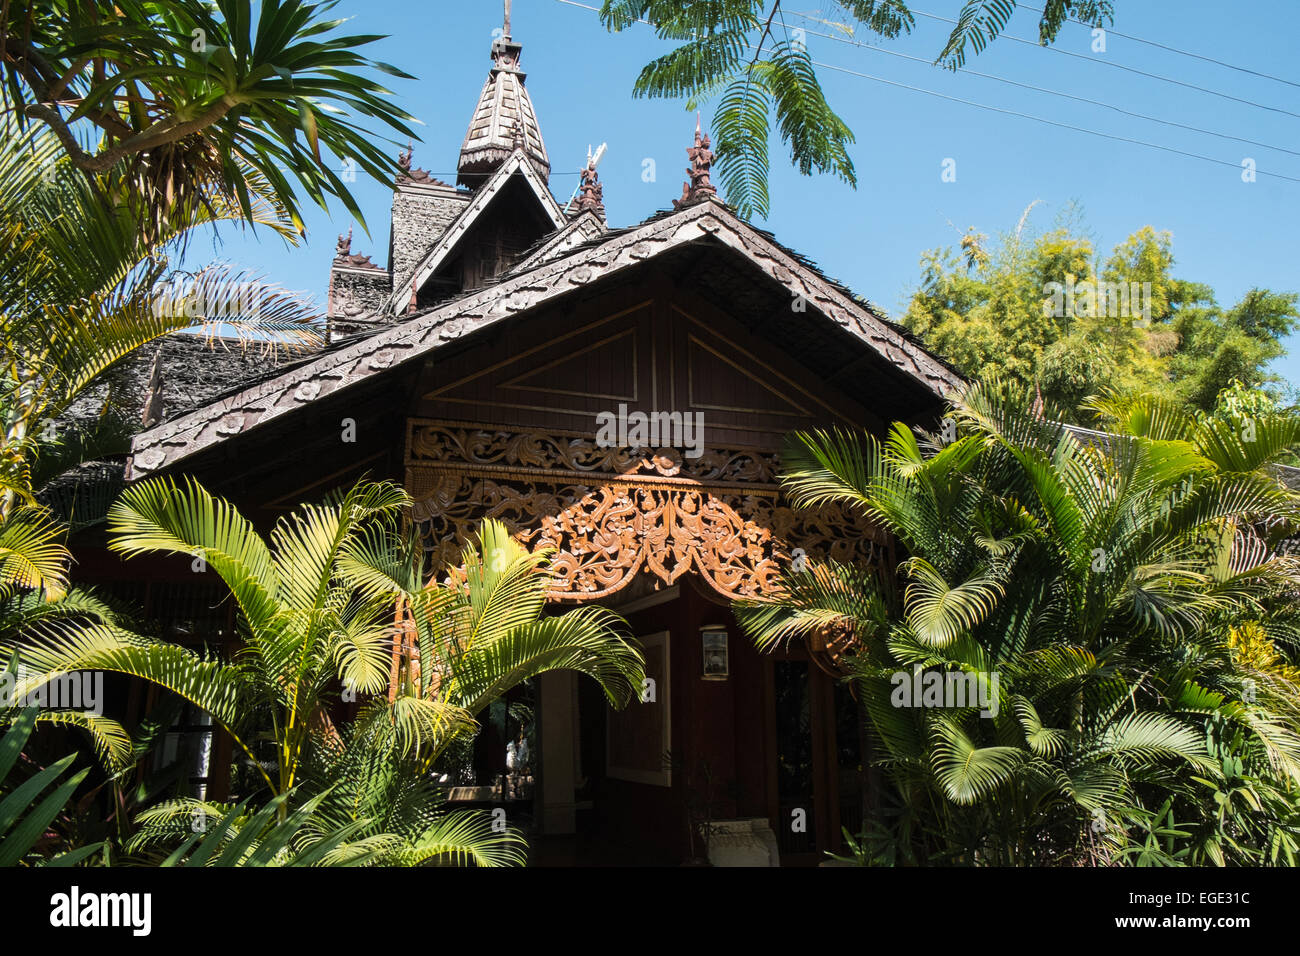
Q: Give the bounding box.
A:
[407,420,888,603]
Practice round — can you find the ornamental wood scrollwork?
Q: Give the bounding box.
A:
[407,421,887,604]
[408,422,780,485]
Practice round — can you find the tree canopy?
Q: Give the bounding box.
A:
[600,1,1117,217]
[1,0,418,234]
[901,207,1299,423]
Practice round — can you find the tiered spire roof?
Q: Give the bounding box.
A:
[457,1,550,187]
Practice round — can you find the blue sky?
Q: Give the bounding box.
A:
[197,0,1300,386]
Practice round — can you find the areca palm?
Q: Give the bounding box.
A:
[0,113,321,720]
[3,0,419,233]
[738,380,1300,864]
[5,476,643,864]
[1,116,321,513]
[0,708,104,867]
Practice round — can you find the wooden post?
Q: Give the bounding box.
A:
[538,670,577,833]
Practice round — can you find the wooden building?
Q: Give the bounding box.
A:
[89,17,963,865]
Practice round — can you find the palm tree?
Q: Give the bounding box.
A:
[0,707,105,866]
[6,476,644,864]
[0,113,322,752]
[0,116,321,513]
[2,0,420,234]
[737,381,1300,865]
[0,114,327,770]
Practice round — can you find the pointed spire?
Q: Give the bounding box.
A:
[457,9,550,187]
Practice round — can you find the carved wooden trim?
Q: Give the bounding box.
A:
[407,419,782,488]
[406,421,886,604]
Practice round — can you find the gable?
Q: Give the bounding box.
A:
[413,281,871,449]
[390,149,568,313]
[508,210,607,274]
[128,199,961,478]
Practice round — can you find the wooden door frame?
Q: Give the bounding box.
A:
[762,644,842,865]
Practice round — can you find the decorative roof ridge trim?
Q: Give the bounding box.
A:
[394,179,471,197]
[127,200,961,477]
[332,262,389,274]
[508,209,608,275]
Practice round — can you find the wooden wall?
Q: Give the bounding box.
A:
[409,272,879,449]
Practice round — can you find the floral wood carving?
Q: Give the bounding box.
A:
[407,421,886,603]
[409,421,780,485]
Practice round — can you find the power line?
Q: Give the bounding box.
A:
[811,56,1300,184]
[1017,3,1300,90]
[553,0,1299,184]
[789,15,1300,159]
[908,7,1300,121]
[564,0,1300,110]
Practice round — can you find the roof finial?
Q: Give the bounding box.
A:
[461,3,547,185]
[673,115,718,209]
[576,151,606,219]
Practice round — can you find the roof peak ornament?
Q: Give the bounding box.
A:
[458,6,551,187]
[333,223,382,270]
[566,142,607,219]
[397,142,452,187]
[494,0,520,70]
[673,114,718,209]
[576,157,606,218]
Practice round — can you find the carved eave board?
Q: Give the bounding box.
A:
[406,421,890,604]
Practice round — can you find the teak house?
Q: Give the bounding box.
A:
[70,15,962,865]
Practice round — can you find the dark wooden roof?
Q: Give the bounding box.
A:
[126,198,963,478]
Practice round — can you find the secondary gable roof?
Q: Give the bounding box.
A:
[388,148,569,313]
[128,198,963,478]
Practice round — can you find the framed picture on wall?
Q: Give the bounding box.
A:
[701,628,729,679]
